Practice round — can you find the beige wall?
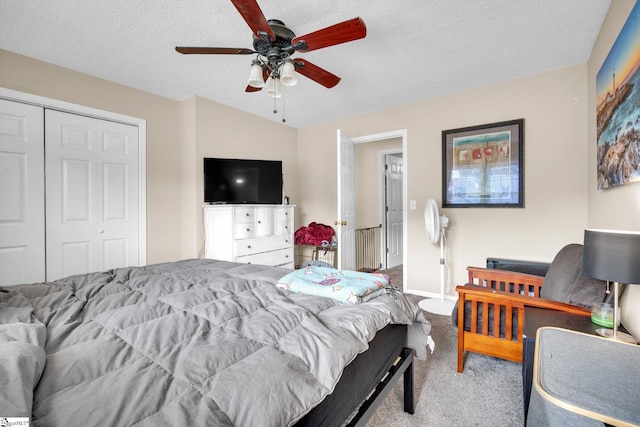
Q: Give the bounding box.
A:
[587,0,640,339]
[298,64,590,297]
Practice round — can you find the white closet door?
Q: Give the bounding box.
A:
[45,109,139,281]
[0,99,45,285]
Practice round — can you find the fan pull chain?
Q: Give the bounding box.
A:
[281,88,286,123]
[271,85,286,123]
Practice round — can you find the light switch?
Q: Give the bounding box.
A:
[410,200,416,209]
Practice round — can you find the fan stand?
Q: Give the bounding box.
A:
[418,234,456,316]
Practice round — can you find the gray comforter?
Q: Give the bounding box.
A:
[0,259,432,426]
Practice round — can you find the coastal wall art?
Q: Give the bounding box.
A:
[442,119,524,208]
[596,1,640,189]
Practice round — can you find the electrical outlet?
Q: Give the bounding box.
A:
[410,200,417,210]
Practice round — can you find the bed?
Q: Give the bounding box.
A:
[0,259,432,426]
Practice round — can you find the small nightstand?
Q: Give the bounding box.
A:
[522,307,598,422]
[528,327,640,425]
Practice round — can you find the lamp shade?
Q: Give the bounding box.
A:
[280,61,297,86]
[247,63,265,88]
[265,77,282,98]
[583,229,640,284]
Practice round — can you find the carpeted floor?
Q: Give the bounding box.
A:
[366,295,524,426]
[378,265,403,287]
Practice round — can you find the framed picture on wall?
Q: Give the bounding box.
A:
[595,1,640,189]
[442,118,524,208]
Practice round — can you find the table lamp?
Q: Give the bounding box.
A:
[583,229,640,343]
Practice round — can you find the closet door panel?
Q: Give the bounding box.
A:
[98,119,139,271]
[46,110,139,281]
[0,99,45,285]
[46,111,96,280]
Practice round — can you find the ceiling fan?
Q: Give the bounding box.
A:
[176,0,367,97]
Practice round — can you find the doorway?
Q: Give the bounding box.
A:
[337,129,407,291]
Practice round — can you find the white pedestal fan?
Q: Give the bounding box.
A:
[418,199,456,315]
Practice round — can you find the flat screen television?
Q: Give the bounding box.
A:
[204,157,283,204]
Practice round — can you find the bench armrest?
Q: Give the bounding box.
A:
[455,285,591,316]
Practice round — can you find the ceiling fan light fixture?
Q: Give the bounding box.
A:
[265,77,282,98]
[247,62,265,88]
[280,61,297,86]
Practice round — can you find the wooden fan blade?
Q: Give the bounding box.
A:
[292,17,366,52]
[230,0,275,41]
[294,59,341,88]
[176,47,255,55]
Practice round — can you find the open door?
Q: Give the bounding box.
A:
[384,153,403,268]
[337,129,356,270]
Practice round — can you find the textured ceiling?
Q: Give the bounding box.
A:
[0,0,611,128]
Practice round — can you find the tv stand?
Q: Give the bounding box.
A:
[203,205,294,268]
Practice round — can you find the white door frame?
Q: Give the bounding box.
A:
[0,87,147,266]
[379,149,403,269]
[345,129,408,291]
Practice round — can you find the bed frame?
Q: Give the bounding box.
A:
[295,324,414,426]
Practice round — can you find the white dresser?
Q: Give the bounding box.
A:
[204,205,294,268]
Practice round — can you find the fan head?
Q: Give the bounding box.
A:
[252,20,295,61]
[424,199,448,245]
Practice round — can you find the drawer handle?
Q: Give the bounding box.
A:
[246,213,250,217]
[247,245,251,249]
[258,220,261,224]
[247,228,251,232]
[285,255,289,258]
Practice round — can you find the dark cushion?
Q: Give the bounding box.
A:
[539,244,584,302]
[539,243,607,306]
[566,273,607,308]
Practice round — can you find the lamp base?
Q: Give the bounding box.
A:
[418,298,456,316]
[595,328,638,344]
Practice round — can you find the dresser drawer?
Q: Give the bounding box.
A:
[235,234,293,257]
[236,247,293,266]
[234,207,255,224]
[234,223,256,239]
[276,207,293,222]
[275,219,293,235]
